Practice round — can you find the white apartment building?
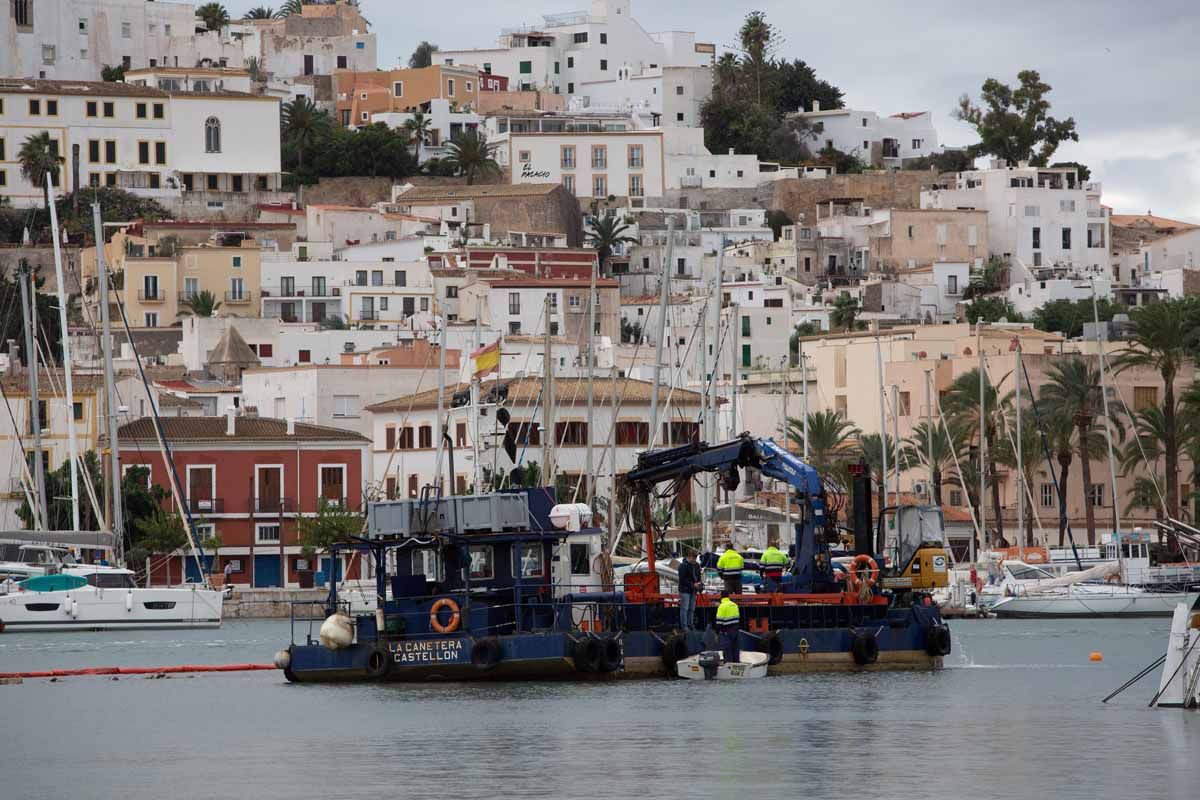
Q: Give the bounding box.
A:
[921,161,1110,279]
[365,375,705,504]
[458,276,621,342]
[792,104,940,167]
[862,262,969,323]
[438,0,713,96]
[0,78,281,210]
[503,128,664,204]
[571,64,712,128]
[371,99,483,162]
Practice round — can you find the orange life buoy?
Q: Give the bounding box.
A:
[429,598,461,634]
[845,554,879,592]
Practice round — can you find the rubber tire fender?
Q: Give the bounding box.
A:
[850,632,879,666]
[573,637,603,673]
[660,634,689,672]
[365,645,392,680]
[761,632,784,666]
[599,637,623,673]
[926,624,952,656]
[471,637,503,671]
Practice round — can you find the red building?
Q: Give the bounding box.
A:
[117,415,370,588]
[430,246,597,278]
[478,71,509,92]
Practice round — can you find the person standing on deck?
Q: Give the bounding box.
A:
[677,552,702,631]
[716,547,744,595]
[715,592,741,664]
[759,545,788,593]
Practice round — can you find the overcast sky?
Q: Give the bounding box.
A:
[230,1,1200,221]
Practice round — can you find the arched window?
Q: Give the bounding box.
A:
[205,117,221,153]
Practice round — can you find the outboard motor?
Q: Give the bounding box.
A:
[698,650,722,680]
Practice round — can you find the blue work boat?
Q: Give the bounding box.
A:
[278,435,953,682]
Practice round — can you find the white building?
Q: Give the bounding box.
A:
[0,78,282,210]
[921,161,1110,279]
[437,0,713,97]
[371,99,482,163]
[571,64,712,128]
[504,128,663,204]
[792,104,940,167]
[863,262,969,323]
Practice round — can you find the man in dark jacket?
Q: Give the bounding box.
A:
[677,552,702,630]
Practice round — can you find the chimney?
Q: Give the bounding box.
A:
[812,100,820,112]
[286,417,295,436]
[226,406,236,436]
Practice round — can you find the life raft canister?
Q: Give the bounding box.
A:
[429,597,461,634]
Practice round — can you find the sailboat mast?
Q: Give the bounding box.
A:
[874,333,889,542]
[1093,280,1121,542]
[543,294,555,484]
[585,253,597,507]
[18,262,50,529]
[434,312,447,492]
[93,205,125,562]
[47,174,80,531]
[1015,339,1024,559]
[976,321,985,563]
[924,368,934,503]
[649,217,674,449]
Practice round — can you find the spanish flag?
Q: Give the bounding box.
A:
[472,338,501,378]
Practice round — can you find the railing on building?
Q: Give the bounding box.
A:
[224,290,253,304]
[137,289,165,302]
[254,496,296,514]
[186,497,225,514]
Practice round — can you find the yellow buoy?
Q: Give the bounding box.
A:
[1089,651,1103,662]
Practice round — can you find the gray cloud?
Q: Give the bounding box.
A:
[228,0,1200,220]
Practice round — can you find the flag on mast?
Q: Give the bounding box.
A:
[472,338,501,377]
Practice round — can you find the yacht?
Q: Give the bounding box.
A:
[988,560,1198,618]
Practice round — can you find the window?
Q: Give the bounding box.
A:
[562,174,575,194]
[898,392,911,416]
[567,82,575,93]
[912,138,923,149]
[568,542,591,576]
[445,285,458,299]
[153,103,164,119]
[561,145,576,168]
[629,175,643,197]
[333,395,359,418]
[628,144,643,168]
[1062,227,1071,249]
[508,292,520,315]
[104,140,117,163]
[591,146,607,169]
[122,21,132,38]
[138,141,150,165]
[136,102,147,119]
[256,524,281,543]
[1041,483,1055,508]
[205,117,221,153]
[319,466,346,504]
[447,78,455,96]
[518,150,531,164]
[1088,484,1104,508]
[297,349,312,364]
[337,55,347,69]
[519,61,532,74]
[516,543,543,578]
[418,425,433,449]
[615,421,649,446]
[379,297,388,311]
[600,59,608,71]
[1134,386,1158,410]
[469,546,495,580]
[412,549,442,582]
[555,421,589,445]
[232,255,243,269]
[206,174,219,190]
[1032,227,1041,250]
[573,32,588,44]
[1024,205,1040,217]
[28,98,41,115]
[947,275,959,295]
[103,101,114,118]
[592,175,607,198]
[105,173,117,187]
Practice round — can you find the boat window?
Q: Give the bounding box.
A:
[516,543,543,578]
[1008,564,1055,580]
[469,546,494,580]
[143,601,176,610]
[86,573,137,589]
[24,603,61,611]
[569,543,591,576]
[411,549,442,582]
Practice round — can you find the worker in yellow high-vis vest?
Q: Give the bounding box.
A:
[715,592,741,664]
[759,545,788,593]
[716,547,744,595]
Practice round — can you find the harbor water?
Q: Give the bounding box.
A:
[2,617,1197,800]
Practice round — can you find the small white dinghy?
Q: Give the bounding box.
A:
[676,650,769,680]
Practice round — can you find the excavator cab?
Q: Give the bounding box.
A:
[878,505,950,592]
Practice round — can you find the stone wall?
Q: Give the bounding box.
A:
[474,186,584,247]
[223,587,329,618]
[0,245,84,295]
[299,176,394,208]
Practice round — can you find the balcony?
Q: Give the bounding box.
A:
[137,289,165,303]
[186,497,224,514]
[359,309,379,320]
[680,175,703,188]
[224,290,253,304]
[253,496,295,515]
[262,285,339,299]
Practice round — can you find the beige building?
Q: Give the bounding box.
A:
[870,209,989,272]
[335,65,483,128]
[82,229,263,329]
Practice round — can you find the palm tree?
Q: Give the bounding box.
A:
[197,3,230,32]
[402,112,433,163]
[444,129,500,185]
[243,6,276,19]
[1040,357,1111,546]
[586,215,637,277]
[829,293,861,332]
[903,419,966,507]
[18,132,63,205]
[1039,410,1077,547]
[994,405,1047,547]
[244,56,265,84]
[1114,298,1199,531]
[943,367,1011,546]
[180,290,222,318]
[784,410,859,474]
[100,64,126,82]
[281,96,330,171]
[279,0,304,16]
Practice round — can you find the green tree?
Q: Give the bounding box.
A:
[243,6,276,19]
[197,3,230,31]
[409,41,439,69]
[904,149,975,172]
[818,144,868,174]
[297,498,363,553]
[1032,297,1119,338]
[402,112,433,163]
[903,419,967,506]
[1113,298,1200,531]
[965,296,1021,324]
[993,404,1046,546]
[963,255,1009,300]
[100,64,126,82]
[1,260,62,365]
[943,367,1012,545]
[279,0,303,15]
[1050,160,1091,182]
[1039,409,1078,547]
[586,215,637,277]
[784,410,859,474]
[281,95,331,172]
[16,452,104,532]
[133,509,189,558]
[444,129,501,185]
[738,11,778,105]
[769,59,844,118]
[180,289,222,318]
[859,432,907,512]
[955,70,1078,166]
[319,314,348,330]
[829,293,861,332]
[18,131,63,204]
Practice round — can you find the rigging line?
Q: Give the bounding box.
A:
[1099,348,1169,516]
[995,405,1048,537]
[366,333,439,501]
[0,379,46,530]
[935,401,983,543]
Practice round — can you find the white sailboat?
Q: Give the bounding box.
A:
[1151,596,1200,708]
[988,560,1198,618]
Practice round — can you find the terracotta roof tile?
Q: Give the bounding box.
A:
[396,184,563,202]
[118,417,369,443]
[367,376,704,413]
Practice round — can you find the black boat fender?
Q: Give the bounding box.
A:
[471,637,503,671]
[660,634,688,672]
[599,637,623,673]
[573,637,603,672]
[850,632,879,666]
[926,624,952,656]
[365,645,392,679]
[760,632,784,665]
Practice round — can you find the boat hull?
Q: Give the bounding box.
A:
[0,586,223,632]
[991,591,1199,619]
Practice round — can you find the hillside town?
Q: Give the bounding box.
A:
[3,0,1199,591]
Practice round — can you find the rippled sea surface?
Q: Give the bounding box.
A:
[2,617,1197,800]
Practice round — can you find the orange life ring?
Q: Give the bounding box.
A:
[429,598,461,634]
[845,554,879,592]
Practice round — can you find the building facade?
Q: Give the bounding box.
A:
[792,104,940,168]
